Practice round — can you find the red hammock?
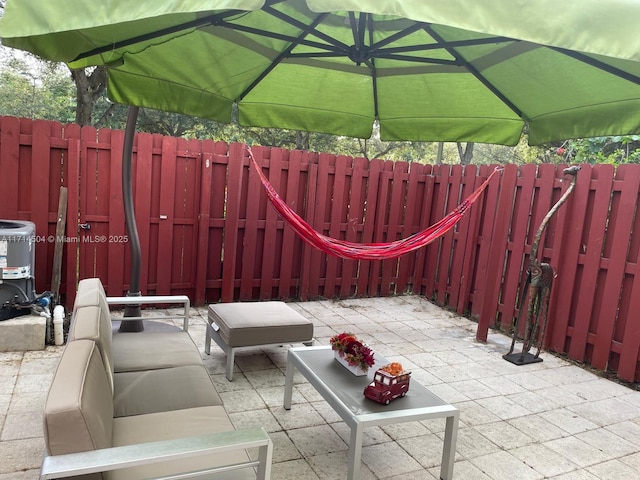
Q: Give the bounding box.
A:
[248,148,499,260]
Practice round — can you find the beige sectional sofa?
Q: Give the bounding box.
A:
[41,278,272,480]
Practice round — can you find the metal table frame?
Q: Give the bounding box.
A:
[283,346,458,480]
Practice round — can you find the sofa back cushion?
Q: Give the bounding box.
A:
[44,339,113,457]
[68,304,115,392]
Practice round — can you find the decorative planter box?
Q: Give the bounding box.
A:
[334,350,368,376]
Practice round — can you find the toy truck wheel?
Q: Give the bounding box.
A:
[384,398,390,405]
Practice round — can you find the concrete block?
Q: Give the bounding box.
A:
[0,314,46,351]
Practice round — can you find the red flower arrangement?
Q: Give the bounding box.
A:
[330,332,375,372]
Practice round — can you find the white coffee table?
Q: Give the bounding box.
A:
[283,346,458,479]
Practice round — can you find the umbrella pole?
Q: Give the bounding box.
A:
[119,106,144,332]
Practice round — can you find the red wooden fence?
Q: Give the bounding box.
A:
[1,116,639,384]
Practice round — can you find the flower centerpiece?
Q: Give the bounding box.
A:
[330,332,375,376]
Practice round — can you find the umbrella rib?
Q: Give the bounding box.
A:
[71,9,250,62]
[368,14,379,120]
[237,13,329,101]
[421,25,525,120]
[374,37,514,56]
[374,54,459,66]
[549,47,640,86]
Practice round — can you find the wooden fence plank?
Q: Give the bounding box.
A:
[31,120,53,290]
[240,147,263,300]
[424,164,450,299]
[477,164,517,341]
[547,165,592,352]
[260,148,283,299]
[155,135,177,295]
[134,133,153,295]
[435,164,462,305]
[309,153,332,298]
[357,159,383,297]
[381,162,408,296]
[412,166,434,296]
[0,117,20,218]
[448,164,477,309]
[63,129,81,310]
[194,140,214,304]
[300,158,318,301]
[107,128,126,295]
[339,156,365,298]
[369,163,393,296]
[278,150,302,299]
[396,163,423,295]
[325,154,347,299]
[567,165,614,361]
[592,165,640,369]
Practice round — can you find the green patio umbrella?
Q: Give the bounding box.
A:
[2,0,640,327]
[2,0,640,145]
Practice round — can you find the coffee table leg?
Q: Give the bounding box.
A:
[440,413,459,480]
[347,423,364,480]
[283,351,295,410]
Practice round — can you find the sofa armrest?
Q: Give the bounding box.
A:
[40,427,272,480]
[106,295,191,331]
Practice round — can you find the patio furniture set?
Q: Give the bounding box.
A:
[40,278,459,479]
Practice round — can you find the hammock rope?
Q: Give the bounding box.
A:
[247,148,500,260]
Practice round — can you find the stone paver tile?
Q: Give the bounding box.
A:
[426,382,470,404]
[218,389,266,413]
[586,458,640,480]
[539,407,599,435]
[403,352,447,369]
[504,371,555,391]
[331,422,391,447]
[0,470,40,480]
[604,420,640,447]
[397,433,454,469]
[428,364,474,383]
[529,385,584,408]
[476,394,532,420]
[475,420,536,450]
[307,400,341,424]
[287,425,348,457]
[547,468,600,479]
[477,375,527,395]
[0,376,16,396]
[454,400,502,426]
[271,459,321,480]
[619,451,640,471]
[234,352,277,372]
[534,366,599,386]
[228,408,282,434]
[271,403,327,430]
[568,397,640,427]
[17,356,59,375]
[307,451,376,480]
[506,414,568,443]
[362,441,423,478]
[380,421,430,440]
[264,431,302,463]
[559,379,631,402]
[443,426,500,460]
[469,450,543,480]
[0,412,43,441]
[7,392,45,414]
[257,385,304,408]
[576,427,638,457]
[0,437,45,474]
[449,379,499,400]
[243,368,286,389]
[619,391,640,409]
[384,468,438,479]
[429,459,491,480]
[511,442,580,477]
[506,390,564,414]
[544,436,612,468]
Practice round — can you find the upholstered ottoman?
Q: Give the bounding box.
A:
[205,302,314,380]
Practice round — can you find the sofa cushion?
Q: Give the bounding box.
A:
[113,365,223,417]
[208,301,314,347]
[69,305,115,391]
[109,406,255,480]
[111,331,204,372]
[44,339,113,456]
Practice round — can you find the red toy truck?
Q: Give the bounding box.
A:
[364,364,411,405]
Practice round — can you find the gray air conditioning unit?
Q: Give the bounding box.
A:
[0,220,37,320]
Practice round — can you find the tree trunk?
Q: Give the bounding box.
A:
[456,142,475,165]
[71,66,108,126]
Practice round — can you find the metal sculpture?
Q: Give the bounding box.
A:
[504,166,580,365]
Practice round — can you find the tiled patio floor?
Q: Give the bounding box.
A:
[1,295,640,479]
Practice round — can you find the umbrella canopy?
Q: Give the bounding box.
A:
[2,0,640,145]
